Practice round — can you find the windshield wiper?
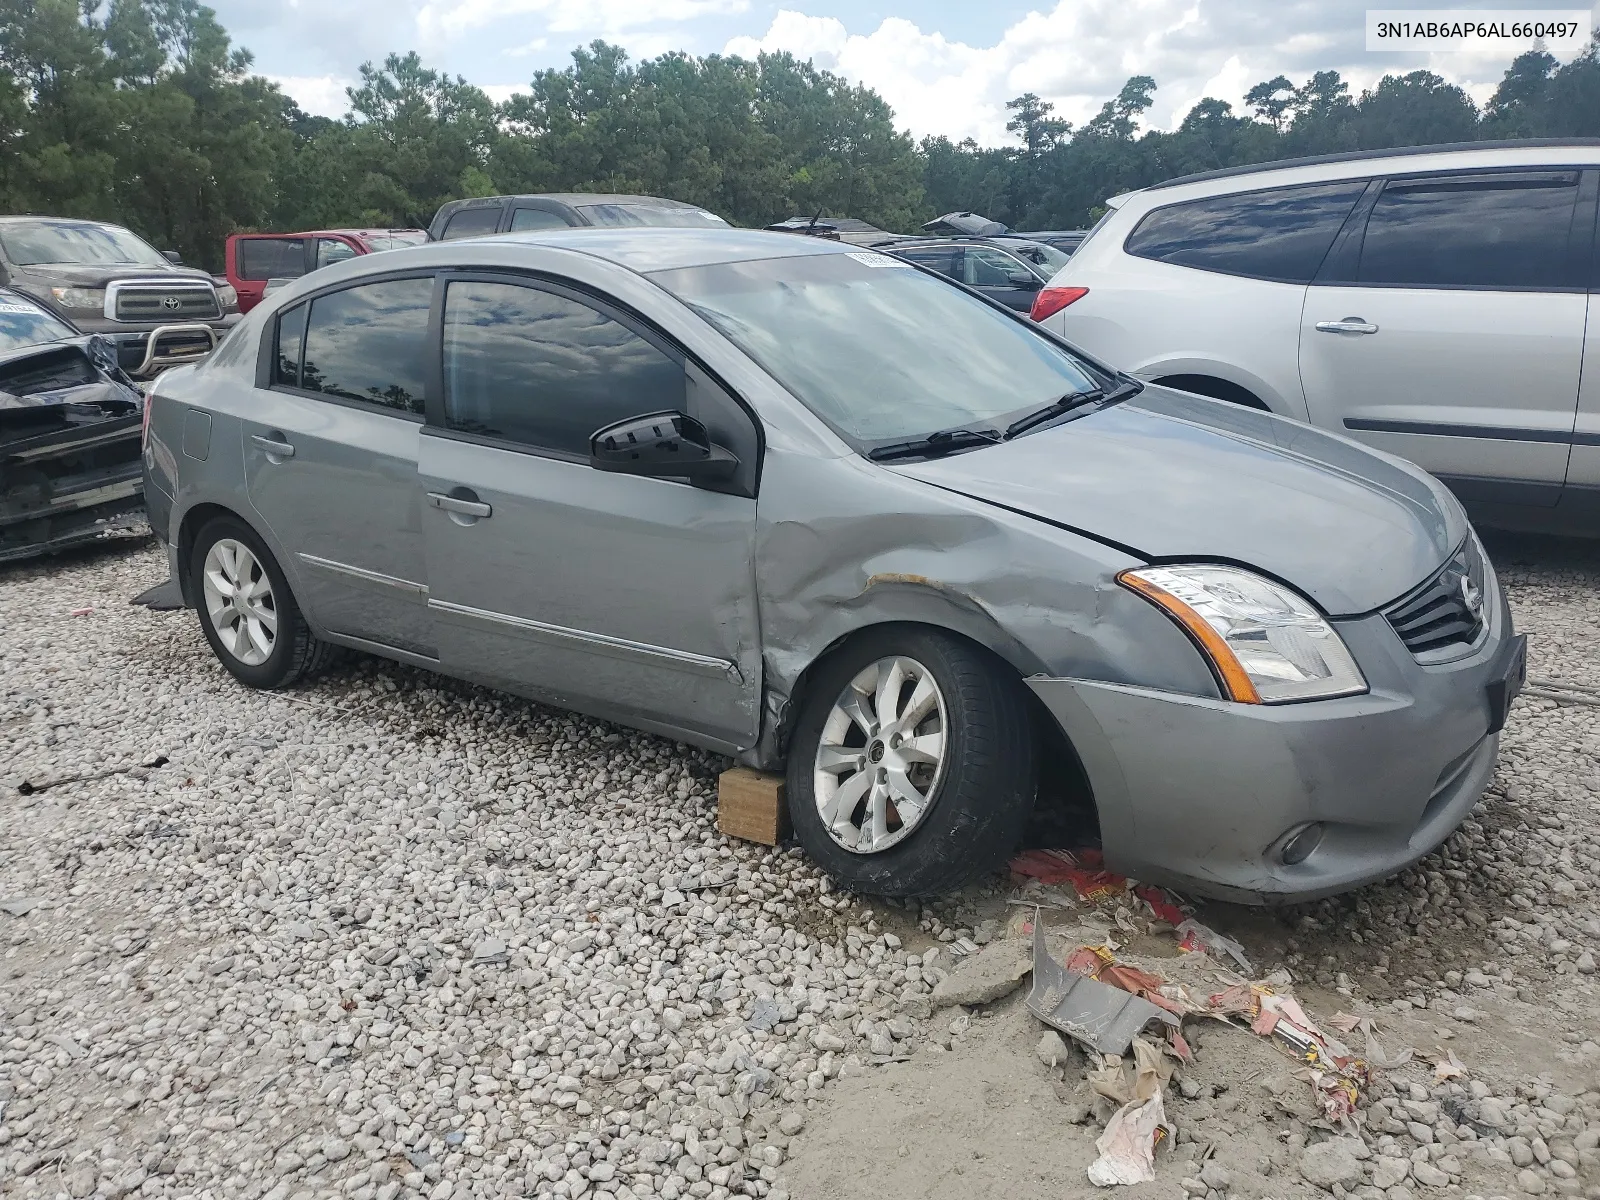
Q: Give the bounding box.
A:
[1005,379,1141,439]
[868,426,1003,462]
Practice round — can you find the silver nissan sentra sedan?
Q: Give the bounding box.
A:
[141,228,1525,902]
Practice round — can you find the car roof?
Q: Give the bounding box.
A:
[879,235,1047,251]
[446,193,702,209]
[456,226,861,273]
[1148,137,1600,191]
[0,215,129,228]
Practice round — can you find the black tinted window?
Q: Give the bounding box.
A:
[509,208,572,231]
[442,280,684,455]
[301,279,431,413]
[273,302,307,386]
[239,238,305,281]
[440,207,502,240]
[1357,173,1580,289]
[895,246,958,276]
[1126,181,1367,283]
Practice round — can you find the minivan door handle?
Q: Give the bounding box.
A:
[1315,318,1379,335]
[250,432,295,458]
[427,491,492,520]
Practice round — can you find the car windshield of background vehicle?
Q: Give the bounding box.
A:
[0,220,170,268]
[1011,241,1071,274]
[0,295,77,351]
[1355,172,1580,289]
[651,252,1104,445]
[575,204,729,228]
[1125,180,1368,282]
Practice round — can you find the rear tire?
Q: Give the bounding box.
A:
[190,516,332,689]
[786,626,1036,897]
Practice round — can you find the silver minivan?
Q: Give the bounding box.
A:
[143,229,1523,901]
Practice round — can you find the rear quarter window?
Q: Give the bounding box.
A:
[1124,180,1368,284]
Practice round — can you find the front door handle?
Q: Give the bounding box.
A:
[1315,318,1379,335]
[427,491,492,519]
[250,432,295,458]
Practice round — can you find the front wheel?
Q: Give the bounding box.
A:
[190,516,332,688]
[786,627,1036,897]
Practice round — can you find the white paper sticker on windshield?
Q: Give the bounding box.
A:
[845,251,911,268]
[0,303,45,315]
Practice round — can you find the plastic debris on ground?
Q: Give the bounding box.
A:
[1085,1037,1174,1187]
[1025,923,1180,1058]
[1010,848,1187,925]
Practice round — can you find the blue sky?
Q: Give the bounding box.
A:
[209,0,1599,144]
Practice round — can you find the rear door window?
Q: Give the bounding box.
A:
[440,279,684,456]
[299,278,433,414]
[440,206,503,240]
[273,302,307,387]
[238,237,306,281]
[893,246,958,277]
[509,207,573,231]
[1125,181,1368,283]
[1355,171,1582,290]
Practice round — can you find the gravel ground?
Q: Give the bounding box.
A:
[1,532,1598,1200]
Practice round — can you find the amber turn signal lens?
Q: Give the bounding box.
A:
[1117,570,1263,704]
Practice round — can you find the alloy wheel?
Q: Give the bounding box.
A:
[201,538,277,667]
[812,655,948,854]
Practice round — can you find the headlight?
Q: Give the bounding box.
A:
[50,286,105,311]
[215,284,238,311]
[1119,564,1367,704]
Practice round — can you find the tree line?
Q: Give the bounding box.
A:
[3,0,1599,271]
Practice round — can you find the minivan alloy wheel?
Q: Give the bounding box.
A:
[201,537,277,666]
[814,655,948,853]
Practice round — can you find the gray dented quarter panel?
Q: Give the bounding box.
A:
[745,445,1224,768]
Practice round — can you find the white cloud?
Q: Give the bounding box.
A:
[724,0,1595,145]
[418,0,747,40]
[269,73,355,118]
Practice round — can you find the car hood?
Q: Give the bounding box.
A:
[890,385,1466,615]
[10,263,211,288]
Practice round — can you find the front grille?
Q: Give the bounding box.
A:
[113,286,220,322]
[1384,537,1487,658]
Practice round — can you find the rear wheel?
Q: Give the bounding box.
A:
[786,626,1035,897]
[190,516,331,688]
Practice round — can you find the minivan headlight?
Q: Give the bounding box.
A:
[1119,564,1367,704]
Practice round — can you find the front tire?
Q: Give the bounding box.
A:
[786,626,1036,897]
[190,516,331,689]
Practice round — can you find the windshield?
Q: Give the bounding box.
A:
[364,231,428,251]
[651,251,1104,446]
[1007,240,1071,276]
[0,220,169,267]
[576,203,729,229]
[0,294,78,353]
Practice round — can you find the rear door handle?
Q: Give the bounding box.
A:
[427,491,492,518]
[1315,318,1379,335]
[250,433,295,457]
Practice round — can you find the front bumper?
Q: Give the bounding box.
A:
[1029,581,1517,904]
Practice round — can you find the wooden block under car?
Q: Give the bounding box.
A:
[717,767,790,845]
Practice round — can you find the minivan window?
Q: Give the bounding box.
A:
[1125,181,1368,283]
[441,280,684,456]
[1356,172,1581,290]
[651,252,1103,446]
[300,278,432,413]
[440,206,502,240]
[239,237,306,281]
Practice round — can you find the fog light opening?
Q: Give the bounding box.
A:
[1277,822,1324,865]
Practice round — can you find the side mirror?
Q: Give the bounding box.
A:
[1006,271,1042,290]
[591,410,739,484]
[163,250,183,264]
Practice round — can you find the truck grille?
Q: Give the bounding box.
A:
[113,285,220,322]
[1383,537,1487,658]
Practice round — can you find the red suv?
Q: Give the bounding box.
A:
[224,229,427,312]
